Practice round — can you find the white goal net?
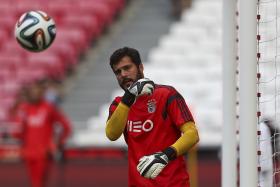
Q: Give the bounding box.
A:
[257,0,280,186]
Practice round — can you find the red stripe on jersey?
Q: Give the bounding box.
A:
[176,96,193,122]
[162,91,194,123]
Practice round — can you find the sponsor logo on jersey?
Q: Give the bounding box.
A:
[147,99,156,113]
[127,120,154,133]
[27,109,47,127]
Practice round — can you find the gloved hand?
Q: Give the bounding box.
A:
[128,78,155,96]
[121,78,155,107]
[137,152,169,179]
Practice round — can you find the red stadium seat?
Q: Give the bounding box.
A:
[109,0,126,13]
[77,1,112,27]
[26,52,65,80]
[0,107,9,122]
[0,80,21,98]
[0,16,17,35]
[0,39,29,59]
[0,68,12,82]
[15,1,46,17]
[48,41,79,67]
[0,53,25,72]
[55,27,88,52]
[61,13,100,39]
[0,91,17,121]
[0,2,15,16]
[15,67,48,84]
[93,0,122,18]
[0,29,10,50]
[46,2,76,23]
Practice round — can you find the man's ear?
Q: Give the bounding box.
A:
[139,63,144,73]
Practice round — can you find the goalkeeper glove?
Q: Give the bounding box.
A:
[122,78,155,107]
[128,78,155,96]
[137,147,176,179]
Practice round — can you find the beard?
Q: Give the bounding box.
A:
[119,68,144,90]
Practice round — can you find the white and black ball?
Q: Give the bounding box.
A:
[15,10,56,52]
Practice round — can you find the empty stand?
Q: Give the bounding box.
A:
[0,0,128,131]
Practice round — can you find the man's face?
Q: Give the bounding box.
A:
[28,83,44,103]
[112,56,144,90]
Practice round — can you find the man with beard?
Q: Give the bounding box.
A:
[106,47,199,187]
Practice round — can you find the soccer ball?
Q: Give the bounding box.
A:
[14,10,56,52]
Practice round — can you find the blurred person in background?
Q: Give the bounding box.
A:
[10,80,71,187]
[106,47,199,187]
[259,118,279,187]
[8,86,28,130]
[170,0,192,19]
[42,78,64,106]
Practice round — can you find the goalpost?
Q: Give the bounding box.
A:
[238,0,258,186]
[223,0,280,186]
[222,0,258,186]
[222,0,238,186]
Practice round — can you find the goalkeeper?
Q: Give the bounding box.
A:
[106,47,199,187]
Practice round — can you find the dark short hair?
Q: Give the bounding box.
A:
[109,47,142,69]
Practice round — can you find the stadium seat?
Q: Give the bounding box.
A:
[86,0,120,19]
[0,1,12,12]
[72,130,126,147]
[148,51,186,65]
[15,1,46,17]
[0,69,12,82]
[158,36,198,51]
[0,39,29,58]
[170,23,207,40]
[182,11,222,28]
[183,0,222,19]
[0,92,18,121]
[0,53,25,71]
[15,67,48,84]
[46,2,75,21]
[77,1,112,28]
[55,27,89,53]
[196,107,222,128]
[0,29,9,49]
[0,80,21,98]
[61,13,101,39]
[47,41,79,67]
[0,16,17,35]
[110,0,126,13]
[0,108,8,122]
[26,52,65,80]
